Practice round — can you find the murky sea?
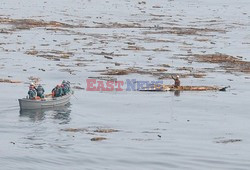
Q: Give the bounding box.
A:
[1,90,250,170]
[1,0,250,169]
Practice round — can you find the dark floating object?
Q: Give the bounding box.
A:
[219,86,230,92]
[216,139,242,144]
[104,56,113,59]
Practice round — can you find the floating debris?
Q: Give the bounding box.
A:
[140,84,226,92]
[219,86,230,91]
[91,51,128,57]
[138,1,146,5]
[159,73,206,79]
[38,68,45,72]
[100,68,153,76]
[75,63,86,67]
[94,129,119,133]
[101,69,131,75]
[90,137,107,141]
[56,64,73,67]
[25,50,74,60]
[101,68,206,79]
[131,138,153,141]
[143,27,225,36]
[10,141,16,145]
[152,5,162,8]
[115,63,121,66]
[104,56,113,60]
[156,68,168,72]
[122,45,146,51]
[72,86,85,90]
[91,22,142,29]
[59,68,76,74]
[0,78,22,83]
[88,76,117,81]
[192,53,241,63]
[28,76,40,84]
[25,50,38,55]
[61,128,88,132]
[216,139,242,144]
[177,67,194,72]
[0,17,74,30]
[188,53,250,73]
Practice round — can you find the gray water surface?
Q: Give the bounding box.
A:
[1,89,250,170]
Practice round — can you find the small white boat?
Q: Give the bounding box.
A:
[18,91,73,110]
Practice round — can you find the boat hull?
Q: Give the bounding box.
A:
[19,92,72,110]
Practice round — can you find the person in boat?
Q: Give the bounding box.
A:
[172,75,180,87]
[61,84,66,95]
[28,86,37,100]
[61,80,70,95]
[29,82,37,91]
[37,84,45,98]
[61,80,67,95]
[52,85,63,97]
[67,81,71,92]
[66,81,71,90]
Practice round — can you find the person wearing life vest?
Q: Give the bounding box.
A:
[29,82,37,91]
[66,81,71,92]
[61,80,70,95]
[28,86,37,100]
[61,80,66,95]
[37,84,45,98]
[52,85,63,97]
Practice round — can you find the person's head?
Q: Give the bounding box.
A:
[38,84,42,87]
[56,85,60,88]
[30,82,34,87]
[30,86,34,90]
[62,80,66,84]
[176,75,179,79]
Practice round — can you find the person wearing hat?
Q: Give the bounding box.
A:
[29,82,37,91]
[172,75,180,87]
[37,84,45,98]
[28,86,37,100]
[61,80,69,95]
[66,81,71,90]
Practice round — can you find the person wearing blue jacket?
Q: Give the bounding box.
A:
[37,84,45,98]
[28,86,37,99]
[52,85,63,97]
